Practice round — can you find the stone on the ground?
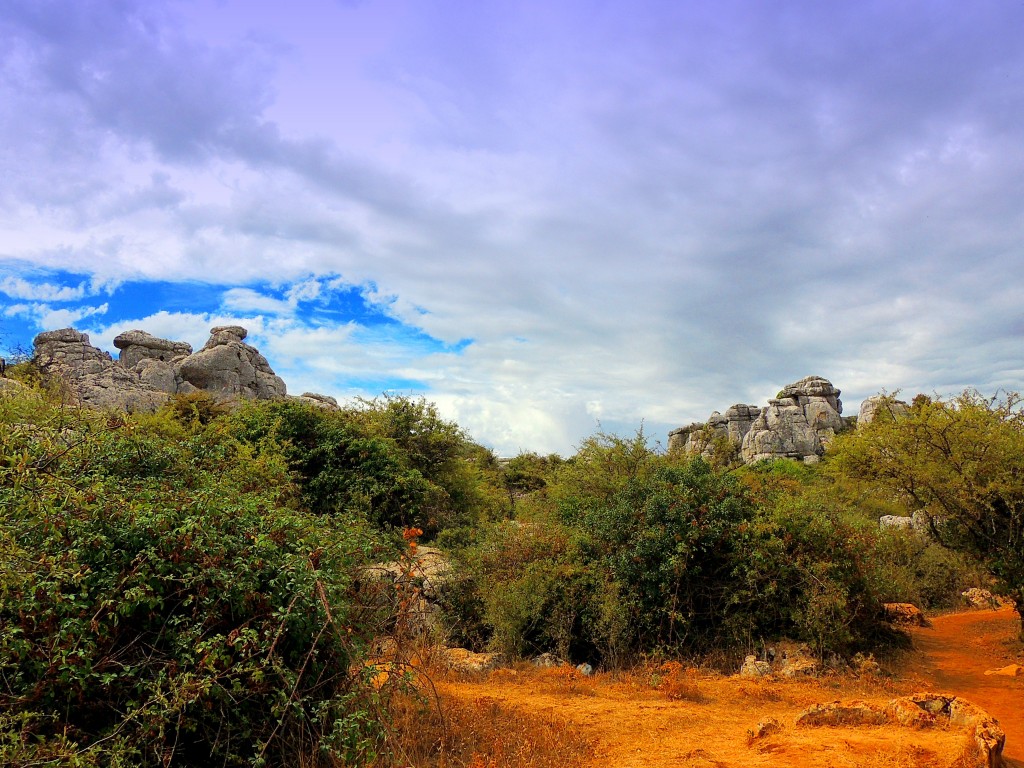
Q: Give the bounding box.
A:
[883,602,927,626]
[798,693,1005,768]
[984,664,1023,677]
[442,647,505,674]
[739,655,771,678]
[962,588,1001,610]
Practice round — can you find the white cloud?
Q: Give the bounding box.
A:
[0,277,89,302]
[222,288,293,315]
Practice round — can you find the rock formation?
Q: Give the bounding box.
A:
[32,326,287,411]
[176,326,286,400]
[668,404,761,457]
[33,329,169,412]
[858,394,911,426]
[741,376,846,463]
[670,376,849,465]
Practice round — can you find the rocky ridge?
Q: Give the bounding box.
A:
[30,326,325,412]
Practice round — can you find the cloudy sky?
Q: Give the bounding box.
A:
[1,1,1022,455]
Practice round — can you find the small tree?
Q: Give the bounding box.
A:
[829,391,1024,631]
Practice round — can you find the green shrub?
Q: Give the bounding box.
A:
[0,391,389,767]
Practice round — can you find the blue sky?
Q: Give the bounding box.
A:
[2,1,1023,455]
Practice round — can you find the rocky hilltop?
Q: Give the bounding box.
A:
[670,375,902,465]
[31,325,332,412]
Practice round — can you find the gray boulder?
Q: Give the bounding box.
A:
[668,404,761,457]
[858,395,911,426]
[176,327,286,400]
[31,325,291,412]
[290,392,340,410]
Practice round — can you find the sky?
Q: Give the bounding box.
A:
[1,0,1023,456]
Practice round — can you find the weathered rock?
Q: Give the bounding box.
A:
[879,515,914,532]
[176,327,286,400]
[962,588,1002,610]
[531,652,566,668]
[778,651,818,678]
[32,329,168,412]
[858,395,910,426]
[796,700,889,727]
[136,358,179,394]
[291,392,340,410]
[739,655,771,678]
[984,664,1024,677]
[31,325,307,415]
[113,330,192,369]
[442,647,505,674]
[741,376,845,463]
[748,718,783,741]
[879,510,932,538]
[668,404,761,456]
[883,603,927,626]
[798,693,1005,768]
[0,378,26,394]
[671,376,849,465]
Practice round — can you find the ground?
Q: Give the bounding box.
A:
[429,607,1023,767]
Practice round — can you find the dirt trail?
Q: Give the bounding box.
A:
[437,608,1023,767]
[908,606,1024,766]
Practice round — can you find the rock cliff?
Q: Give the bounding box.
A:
[32,326,290,411]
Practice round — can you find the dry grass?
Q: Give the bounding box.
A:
[654,661,704,702]
[378,686,592,768]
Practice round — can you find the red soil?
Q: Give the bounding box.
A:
[907,606,1024,766]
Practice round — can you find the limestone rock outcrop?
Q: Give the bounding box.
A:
[33,329,169,412]
[291,392,340,410]
[668,404,761,456]
[113,330,192,368]
[741,376,845,463]
[670,376,849,465]
[858,395,910,426]
[176,326,286,400]
[32,325,288,412]
[797,694,1004,768]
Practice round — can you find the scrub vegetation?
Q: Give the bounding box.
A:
[1,368,1019,766]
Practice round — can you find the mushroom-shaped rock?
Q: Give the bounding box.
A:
[113,330,192,369]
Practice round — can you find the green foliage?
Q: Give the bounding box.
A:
[228,399,432,531]
[0,390,389,767]
[829,390,1024,616]
[228,396,499,537]
[442,433,889,665]
[870,532,986,609]
[164,390,231,429]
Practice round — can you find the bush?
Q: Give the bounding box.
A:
[442,448,891,666]
[0,390,390,767]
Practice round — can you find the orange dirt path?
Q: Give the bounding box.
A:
[437,607,1024,768]
[907,606,1024,767]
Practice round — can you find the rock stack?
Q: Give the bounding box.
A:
[670,375,850,465]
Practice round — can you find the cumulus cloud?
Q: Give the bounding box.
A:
[2,1,1024,453]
